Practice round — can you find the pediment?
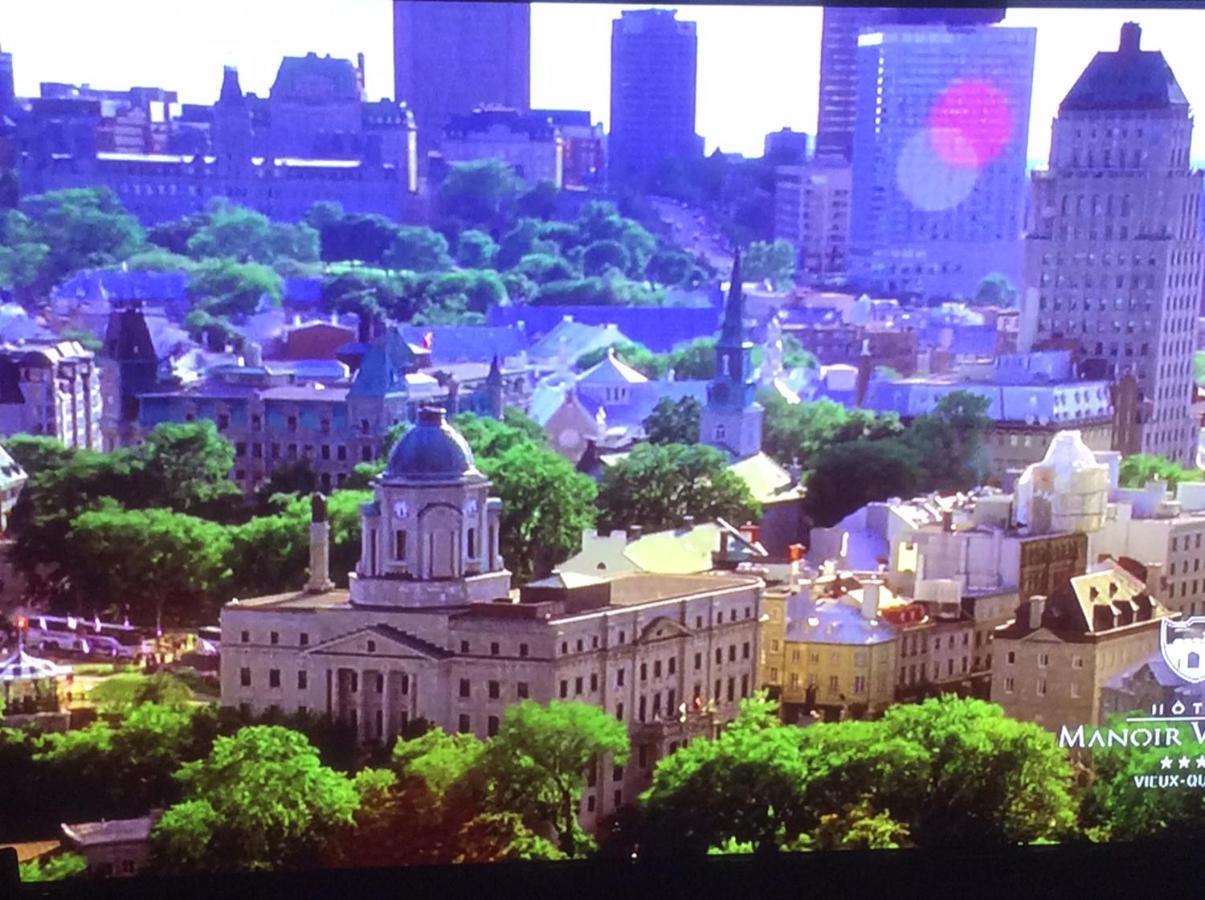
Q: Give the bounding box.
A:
[303,624,450,660]
[637,616,693,644]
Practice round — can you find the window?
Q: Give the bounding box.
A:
[490,642,500,657]
[241,630,250,644]
[590,673,599,692]
[668,657,676,675]
[561,641,568,655]
[576,639,584,653]
[616,702,624,721]
[488,680,500,699]
[1038,653,1049,668]
[1006,651,1016,665]
[854,676,866,694]
[1037,679,1047,697]
[613,765,624,782]
[742,642,750,660]
[714,679,722,700]
[459,714,471,734]
[460,640,470,653]
[715,648,722,665]
[488,716,500,737]
[617,667,625,686]
[740,674,749,697]
[828,675,839,691]
[467,528,476,558]
[300,633,309,647]
[726,678,735,702]
[1072,655,1084,670]
[639,696,647,722]
[395,530,407,560]
[297,671,307,690]
[575,676,583,696]
[560,680,568,698]
[240,667,251,687]
[618,630,626,644]
[367,640,376,653]
[653,660,662,678]
[520,643,529,658]
[694,652,702,670]
[518,682,529,699]
[640,662,648,681]
[269,669,281,688]
[459,679,471,698]
[586,795,596,813]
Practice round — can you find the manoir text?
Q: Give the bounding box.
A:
[1060,704,1205,748]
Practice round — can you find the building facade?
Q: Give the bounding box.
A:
[0,339,102,450]
[531,109,605,189]
[608,8,703,185]
[440,107,563,188]
[220,408,762,831]
[16,57,418,224]
[848,22,1036,299]
[775,161,852,279]
[1018,23,1201,463]
[392,1,530,163]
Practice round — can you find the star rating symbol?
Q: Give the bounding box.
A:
[1162,756,1174,769]
[1196,756,1205,769]
[1180,756,1192,770]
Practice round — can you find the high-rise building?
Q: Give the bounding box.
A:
[392,1,530,162]
[847,20,1035,300]
[1018,23,1202,463]
[0,44,15,113]
[774,159,852,278]
[608,8,703,185]
[815,7,1006,164]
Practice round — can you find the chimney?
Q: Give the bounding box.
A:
[1145,561,1164,599]
[941,510,953,532]
[628,525,643,543]
[681,515,695,530]
[293,313,302,327]
[861,578,882,620]
[1119,22,1141,56]
[244,342,263,367]
[1027,595,1047,630]
[306,493,334,593]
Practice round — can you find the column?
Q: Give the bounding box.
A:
[381,668,393,739]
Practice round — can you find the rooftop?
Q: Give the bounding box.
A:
[1060,23,1188,113]
[61,816,155,848]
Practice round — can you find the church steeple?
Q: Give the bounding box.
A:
[701,246,764,460]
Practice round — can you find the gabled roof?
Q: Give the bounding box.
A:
[348,328,414,398]
[729,452,805,505]
[62,816,155,848]
[577,348,648,386]
[271,53,361,103]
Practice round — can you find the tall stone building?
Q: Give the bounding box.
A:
[1019,23,1202,464]
[0,339,102,450]
[608,8,703,185]
[221,408,762,830]
[392,1,531,162]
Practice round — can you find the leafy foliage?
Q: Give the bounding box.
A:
[644,396,702,444]
[742,239,796,290]
[1118,453,1204,490]
[18,853,88,882]
[803,439,922,528]
[597,443,760,533]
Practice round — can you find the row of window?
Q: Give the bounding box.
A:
[898,656,970,685]
[1002,676,1080,699]
[459,639,529,658]
[1004,650,1086,669]
[461,678,530,701]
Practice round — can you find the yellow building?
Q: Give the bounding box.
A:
[768,578,898,722]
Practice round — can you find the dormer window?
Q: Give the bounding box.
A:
[714,424,727,442]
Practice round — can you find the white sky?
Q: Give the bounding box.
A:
[1,2,1204,162]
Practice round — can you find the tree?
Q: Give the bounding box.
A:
[974,273,1018,307]
[186,204,274,262]
[150,726,359,872]
[318,213,399,266]
[515,252,575,285]
[226,511,308,598]
[742,240,796,290]
[382,226,453,272]
[135,420,241,517]
[121,248,196,272]
[803,439,921,527]
[21,187,145,286]
[1118,453,1203,490]
[421,270,507,314]
[456,229,498,268]
[478,443,597,581]
[451,410,546,459]
[597,443,760,533]
[644,396,702,444]
[18,853,88,882]
[495,218,544,270]
[641,695,810,856]
[482,700,629,855]
[321,268,413,321]
[781,335,819,371]
[254,459,318,513]
[582,239,630,277]
[902,390,992,493]
[455,812,565,862]
[758,394,903,468]
[438,159,524,230]
[303,201,345,233]
[147,212,210,255]
[647,249,704,288]
[63,504,232,627]
[666,337,717,380]
[516,180,560,220]
[188,258,282,317]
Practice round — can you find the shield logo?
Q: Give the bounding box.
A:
[1160,617,1205,684]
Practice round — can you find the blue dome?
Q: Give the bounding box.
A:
[385,407,478,481]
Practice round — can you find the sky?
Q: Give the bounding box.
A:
[2,2,1205,164]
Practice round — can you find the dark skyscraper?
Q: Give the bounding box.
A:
[392,1,530,162]
[815,6,1007,162]
[608,8,703,185]
[0,44,14,113]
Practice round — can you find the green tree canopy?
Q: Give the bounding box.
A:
[21,187,145,288]
[582,239,630,277]
[478,442,597,581]
[451,410,545,459]
[574,340,667,379]
[1118,453,1204,490]
[665,337,717,379]
[902,390,992,493]
[742,239,796,290]
[150,726,360,872]
[438,159,524,231]
[456,229,498,268]
[515,252,576,284]
[758,394,903,468]
[188,258,283,317]
[643,396,702,445]
[973,273,1018,307]
[803,438,922,527]
[597,443,760,533]
[382,225,453,272]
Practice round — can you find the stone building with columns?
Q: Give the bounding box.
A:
[220,407,762,829]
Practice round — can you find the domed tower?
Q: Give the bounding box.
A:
[349,407,510,608]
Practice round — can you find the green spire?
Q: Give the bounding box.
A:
[720,247,744,346]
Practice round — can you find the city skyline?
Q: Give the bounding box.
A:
[0,3,1204,165]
